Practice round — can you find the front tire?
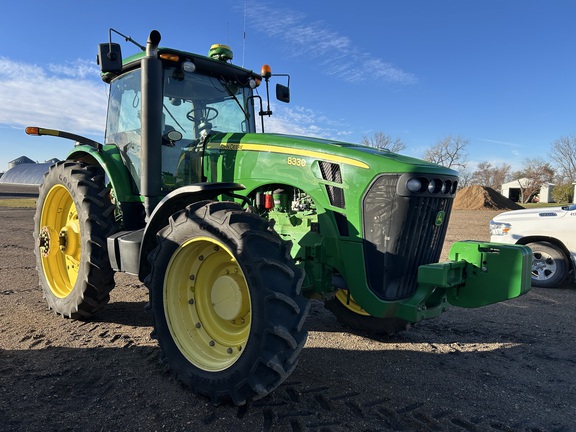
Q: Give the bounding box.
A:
[34,161,117,318]
[146,201,309,405]
[528,241,569,288]
[325,289,409,335]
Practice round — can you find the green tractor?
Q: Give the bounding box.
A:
[28,29,532,405]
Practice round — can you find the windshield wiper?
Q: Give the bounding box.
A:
[163,103,187,133]
[220,78,250,122]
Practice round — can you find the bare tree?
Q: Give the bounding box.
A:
[422,135,468,170]
[470,161,511,190]
[552,181,573,203]
[456,168,473,188]
[361,132,406,153]
[550,134,576,182]
[512,158,555,203]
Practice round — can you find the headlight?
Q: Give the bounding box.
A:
[441,180,451,194]
[182,61,196,73]
[406,178,423,192]
[490,220,511,236]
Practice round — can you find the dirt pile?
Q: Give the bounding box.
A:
[453,185,523,210]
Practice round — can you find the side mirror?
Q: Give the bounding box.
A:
[276,83,290,103]
[97,43,123,73]
[162,129,183,147]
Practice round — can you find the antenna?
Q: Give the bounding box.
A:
[109,28,145,51]
[242,0,247,67]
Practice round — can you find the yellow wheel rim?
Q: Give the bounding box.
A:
[38,184,81,298]
[164,237,251,372]
[335,289,370,316]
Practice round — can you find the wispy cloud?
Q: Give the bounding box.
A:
[0,57,107,135]
[47,59,100,79]
[262,104,353,141]
[479,138,522,148]
[244,3,417,85]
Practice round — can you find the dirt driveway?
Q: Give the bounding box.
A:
[1,204,575,432]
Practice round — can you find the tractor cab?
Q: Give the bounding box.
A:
[104,61,258,192]
[100,41,261,194]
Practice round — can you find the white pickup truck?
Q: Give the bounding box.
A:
[490,205,576,288]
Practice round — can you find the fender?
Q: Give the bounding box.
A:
[68,145,139,203]
[137,182,245,280]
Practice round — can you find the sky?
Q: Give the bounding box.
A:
[0,0,575,175]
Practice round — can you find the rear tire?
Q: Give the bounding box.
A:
[34,161,116,319]
[325,289,409,335]
[146,201,309,405]
[527,241,569,288]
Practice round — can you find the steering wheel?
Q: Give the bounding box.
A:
[186,107,219,123]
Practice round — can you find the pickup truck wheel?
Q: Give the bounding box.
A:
[146,201,309,405]
[325,289,409,335]
[34,161,116,318]
[527,241,569,288]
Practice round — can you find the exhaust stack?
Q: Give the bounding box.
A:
[141,30,163,219]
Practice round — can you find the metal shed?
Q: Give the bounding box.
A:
[0,161,56,186]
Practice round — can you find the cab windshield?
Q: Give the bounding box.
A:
[162,65,256,140]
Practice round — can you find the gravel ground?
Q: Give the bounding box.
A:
[1,202,575,432]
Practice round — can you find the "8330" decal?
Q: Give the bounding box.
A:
[287,156,307,167]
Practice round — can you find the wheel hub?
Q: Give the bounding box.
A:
[58,224,80,256]
[211,274,245,321]
[532,252,556,279]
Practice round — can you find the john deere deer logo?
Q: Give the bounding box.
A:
[435,211,446,226]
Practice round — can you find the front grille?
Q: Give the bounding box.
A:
[362,174,455,301]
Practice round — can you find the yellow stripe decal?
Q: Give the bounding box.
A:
[213,142,370,169]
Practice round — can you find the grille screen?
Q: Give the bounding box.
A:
[325,185,345,208]
[319,161,342,183]
[319,161,345,209]
[363,175,454,300]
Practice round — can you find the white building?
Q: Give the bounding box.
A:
[500,178,555,203]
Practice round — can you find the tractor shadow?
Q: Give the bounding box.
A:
[91,300,152,327]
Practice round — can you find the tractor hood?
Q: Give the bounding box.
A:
[206,132,458,177]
